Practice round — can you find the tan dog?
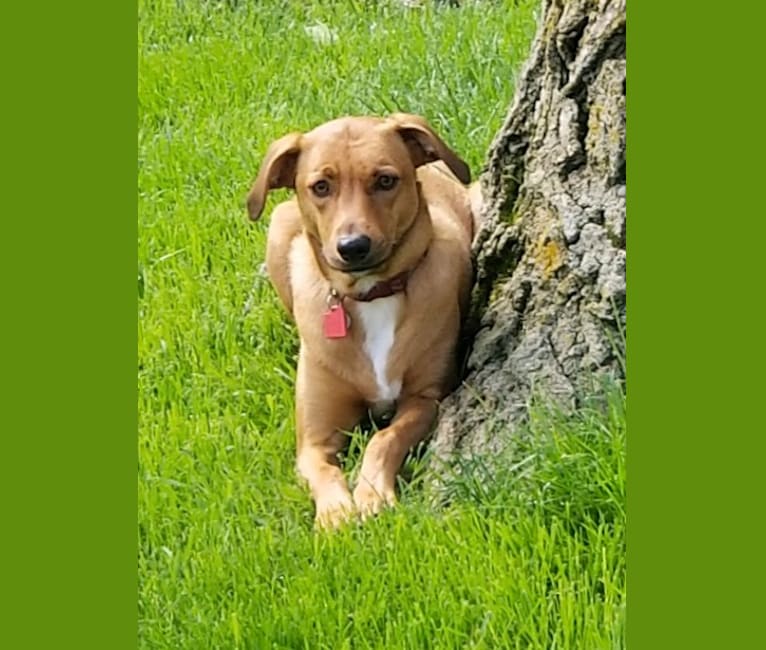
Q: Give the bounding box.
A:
[248,114,478,528]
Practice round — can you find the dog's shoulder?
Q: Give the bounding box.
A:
[265,199,306,317]
[419,164,474,242]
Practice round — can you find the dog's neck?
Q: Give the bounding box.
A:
[308,188,433,299]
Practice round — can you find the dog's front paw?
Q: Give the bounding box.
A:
[352,480,397,520]
[315,491,357,530]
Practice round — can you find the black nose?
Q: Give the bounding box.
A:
[337,235,372,264]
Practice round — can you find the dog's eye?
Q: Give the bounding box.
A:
[311,180,331,197]
[375,174,398,191]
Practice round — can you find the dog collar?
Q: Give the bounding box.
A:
[322,271,410,339]
[322,252,427,339]
[351,269,411,302]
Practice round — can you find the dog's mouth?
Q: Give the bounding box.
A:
[326,258,386,275]
[323,246,391,275]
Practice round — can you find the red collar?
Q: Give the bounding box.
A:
[351,269,411,302]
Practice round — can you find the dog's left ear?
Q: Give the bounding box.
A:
[388,113,471,184]
[247,133,302,221]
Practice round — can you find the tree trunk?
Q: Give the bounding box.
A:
[431,0,626,464]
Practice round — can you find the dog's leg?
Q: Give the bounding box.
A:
[295,353,366,529]
[352,395,438,517]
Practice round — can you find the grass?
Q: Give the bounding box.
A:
[138,1,625,647]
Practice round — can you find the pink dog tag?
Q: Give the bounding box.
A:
[323,303,349,339]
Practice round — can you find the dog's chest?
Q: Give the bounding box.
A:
[354,296,402,403]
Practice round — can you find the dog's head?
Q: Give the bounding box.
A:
[247,114,470,274]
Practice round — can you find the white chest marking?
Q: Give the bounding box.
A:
[356,296,402,402]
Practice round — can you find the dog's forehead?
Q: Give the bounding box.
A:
[300,117,409,169]
[306,116,386,140]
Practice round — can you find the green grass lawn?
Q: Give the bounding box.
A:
[138,1,626,647]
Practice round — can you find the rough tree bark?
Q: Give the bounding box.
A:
[430,0,626,464]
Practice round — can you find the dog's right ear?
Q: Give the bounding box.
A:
[247,133,302,221]
[388,113,471,185]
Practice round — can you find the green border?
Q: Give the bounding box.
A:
[5,0,763,646]
[629,2,764,648]
[2,3,136,648]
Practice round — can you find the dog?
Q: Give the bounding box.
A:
[247,114,479,528]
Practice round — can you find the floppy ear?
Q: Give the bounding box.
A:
[246,133,302,221]
[388,113,471,184]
